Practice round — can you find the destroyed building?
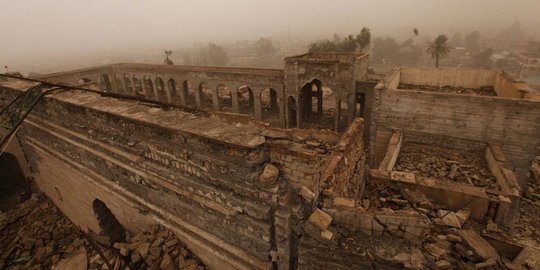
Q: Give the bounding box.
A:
[1,52,540,269]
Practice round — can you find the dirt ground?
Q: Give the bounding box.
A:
[395,143,498,190]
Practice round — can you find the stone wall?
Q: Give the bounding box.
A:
[1,86,276,269]
[370,87,540,185]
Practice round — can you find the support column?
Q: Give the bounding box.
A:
[110,74,118,92]
[151,79,159,101]
[335,98,340,133]
[121,76,127,94]
[212,87,220,111]
[296,97,302,129]
[231,88,240,113]
[194,87,202,110]
[254,90,262,120]
[317,88,323,115]
[141,78,148,97]
[130,78,136,95]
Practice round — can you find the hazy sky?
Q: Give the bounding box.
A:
[1,0,539,73]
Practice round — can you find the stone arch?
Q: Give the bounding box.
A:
[238,85,254,115]
[143,76,155,100]
[260,88,279,122]
[286,96,297,128]
[167,78,177,103]
[92,199,126,244]
[0,153,30,211]
[124,75,133,93]
[155,77,167,102]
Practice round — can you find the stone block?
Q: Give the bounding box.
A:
[459,229,499,261]
[300,186,315,204]
[390,171,416,184]
[259,163,279,185]
[308,209,332,231]
[320,230,333,241]
[333,197,355,208]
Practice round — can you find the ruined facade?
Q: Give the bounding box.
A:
[1,53,540,269]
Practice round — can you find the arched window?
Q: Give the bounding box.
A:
[261,88,279,122]
[238,85,254,115]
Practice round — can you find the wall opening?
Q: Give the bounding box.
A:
[183,81,196,107]
[199,82,214,109]
[155,77,167,102]
[168,78,177,103]
[217,84,232,111]
[92,199,126,244]
[261,88,279,123]
[143,76,155,100]
[287,96,297,128]
[238,85,254,115]
[133,76,144,97]
[124,75,133,93]
[0,153,30,212]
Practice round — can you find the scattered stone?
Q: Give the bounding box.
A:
[52,247,87,270]
[446,234,462,243]
[159,253,174,270]
[259,164,279,185]
[300,186,315,204]
[320,230,333,241]
[333,197,355,208]
[424,243,448,260]
[435,210,462,228]
[435,259,452,269]
[459,229,499,261]
[455,209,471,226]
[308,209,332,231]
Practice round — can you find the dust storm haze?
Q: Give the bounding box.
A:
[1,0,539,74]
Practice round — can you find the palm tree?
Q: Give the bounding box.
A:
[426,35,452,68]
[163,50,174,65]
[356,27,371,52]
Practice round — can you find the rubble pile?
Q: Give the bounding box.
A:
[398,84,497,96]
[108,224,205,270]
[0,193,206,270]
[515,181,540,245]
[0,194,83,270]
[395,143,497,189]
[363,180,540,269]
